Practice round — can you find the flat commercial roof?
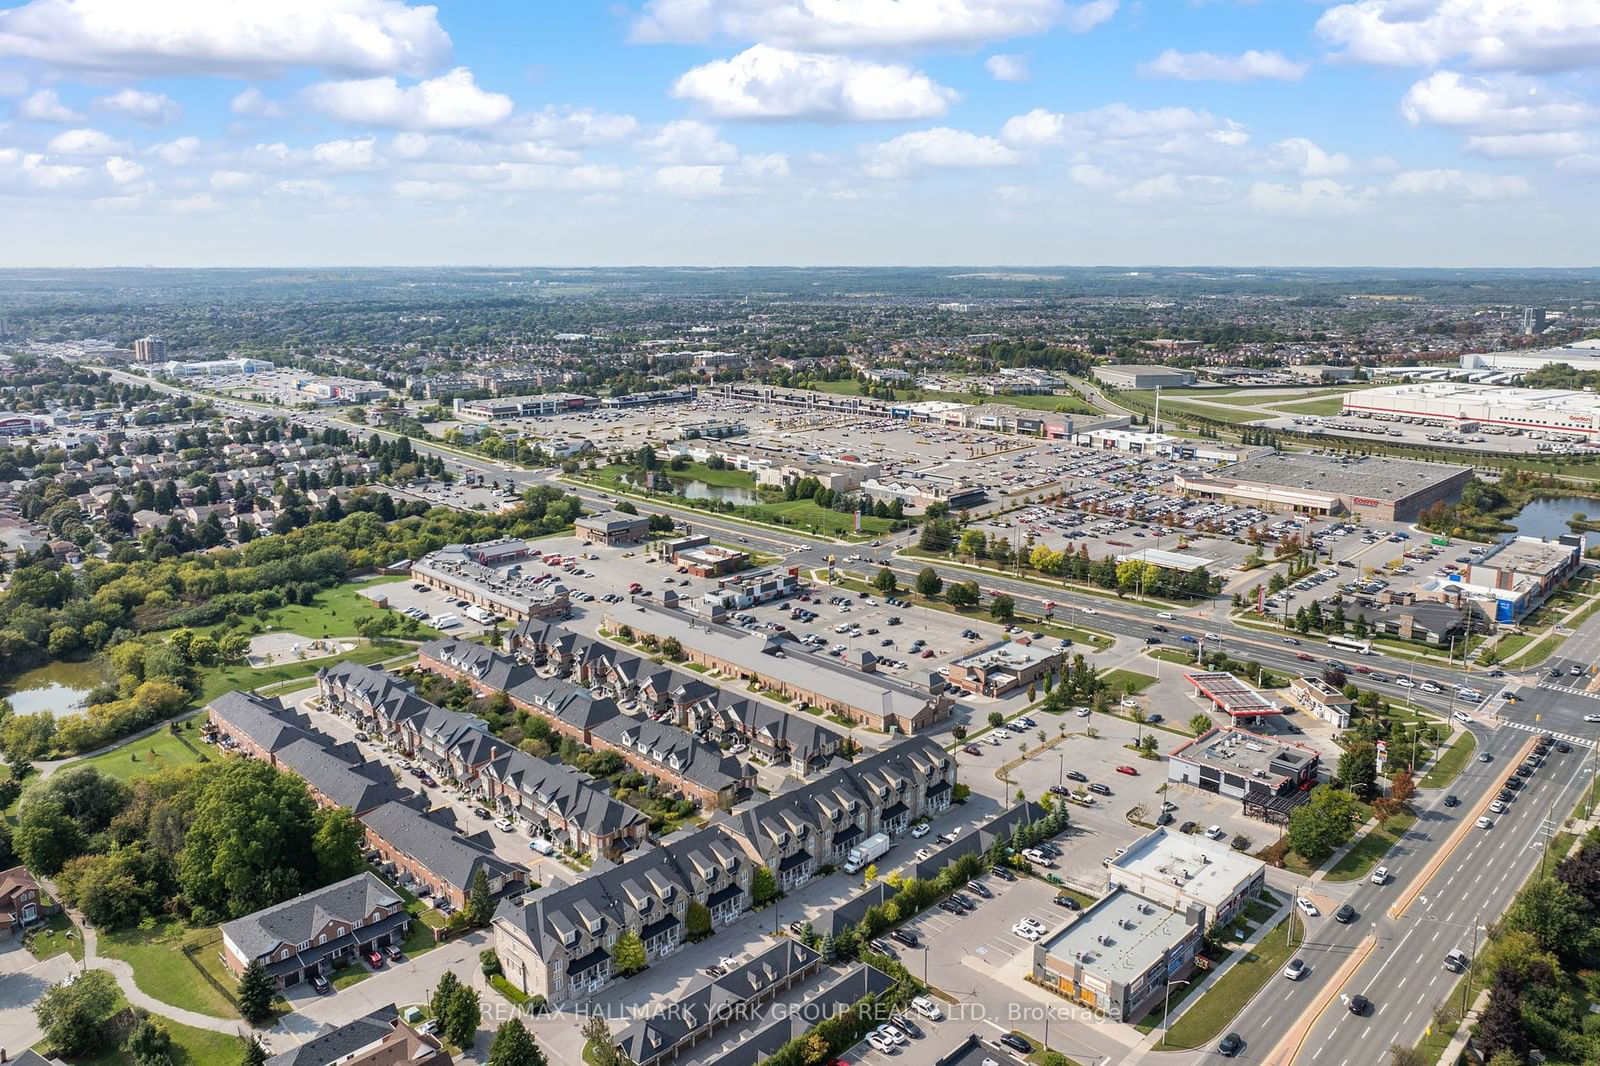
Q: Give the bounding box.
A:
[1170,727,1316,781]
[1214,452,1471,503]
[1038,887,1192,985]
[1185,672,1280,718]
[1116,547,1214,572]
[1107,828,1265,911]
[951,641,1057,671]
[1476,537,1579,579]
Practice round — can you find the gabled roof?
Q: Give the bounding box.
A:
[361,802,525,894]
[207,690,312,754]
[220,873,402,961]
[588,716,749,793]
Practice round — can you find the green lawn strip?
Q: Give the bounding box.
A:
[982,391,1098,414]
[366,864,447,952]
[572,470,891,539]
[1487,631,1535,663]
[1159,913,1300,1049]
[1420,730,1478,789]
[1505,631,1567,669]
[27,912,84,961]
[898,548,1183,610]
[1267,396,1352,417]
[827,572,1113,650]
[329,963,374,991]
[1324,810,1418,882]
[1100,669,1157,694]
[97,919,241,1019]
[1016,1034,1085,1066]
[62,720,208,784]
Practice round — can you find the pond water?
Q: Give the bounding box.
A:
[623,473,763,507]
[1507,495,1600,541]
[3,659,109,717]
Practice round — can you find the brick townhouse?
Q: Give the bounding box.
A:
[219,873,412,990]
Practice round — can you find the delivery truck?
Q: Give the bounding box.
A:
[842,832,892,874]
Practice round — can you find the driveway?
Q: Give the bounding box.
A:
[0,941,77,1058]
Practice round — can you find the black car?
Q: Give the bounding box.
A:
[1147,713,1164,724]
[1155,811,1173,826]
[938,899,964,915]
[890,929,920,948]
[1443,794,1459,808]
[991,866,1017,882]
[1053,894,1080,910]
[1218,1033,1243,1057]
[1065,770,1088,783]
[888,1015,923,1039]
[1049,784,1072,796]
[1516,765,1534,777]
[1152,624,1168,632]
[1334,904,1357,924]
[1498,789,1515,803]
[310,974,332,995]
[951,893,976,911]
[999,1034,1033,1055]
[1088,782,1112,796]
[1348,993,1370,1015]
[1505,777,1523,791]
[1179,820,1198,834]
[1144,636,1161,645]
[967,881,993,899]
[1558,742,1573,753]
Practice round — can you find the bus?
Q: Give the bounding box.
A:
[1327,636,1372,655]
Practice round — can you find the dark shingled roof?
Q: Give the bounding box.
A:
[219,873,401,962]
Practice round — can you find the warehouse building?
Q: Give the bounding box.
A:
[1342,382,1600,439]
[1461,343,1600,375]
[1172,452,1472,522]
[1093,365,1196,390]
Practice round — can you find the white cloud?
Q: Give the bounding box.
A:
[739,152,790,179]
[505,106,639,146]
[0,149,89,188]
[1400,71,1593,131]
[0,67,25,97]
[148,136,200,165]
[0,0,452,77]
[46,126,126,155]
[672,45,956,121]
[654,164,730,199]
[230,87,283,118]
[209,169,257,191]
[1115,173,1232,203]
[384,132,578,165]
[985,54,1030,82]
[999,108,1065,148]
[1464,131,1593,157]
[16,87,81,122]
[310,137,380,170]
[1269,137,1352,177]
[639,120,738,164]
[1067,163,1116,189]
[94,87,179,124]
[1138,48,1308,82]
[1316,0,1600,73]
[393,179,469,201]
[632,0,1112,49]
[304,67,513,129]
[863,127,1022,179]
[167,193,221,214]
[1249,179,1368,216]
[1000,103,1247,156]
[1386,168,1532,200]
[102,154,142,183]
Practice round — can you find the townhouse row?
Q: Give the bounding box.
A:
[504,620,846,775]
[313,662,653,857]
[492,737,956,1006]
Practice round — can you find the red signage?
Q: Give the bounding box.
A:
[1351,497,1380,507]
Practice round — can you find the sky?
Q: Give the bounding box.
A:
[0,0,1595,268]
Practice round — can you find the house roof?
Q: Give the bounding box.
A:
[220,873,402,962]
[360,802,524,894]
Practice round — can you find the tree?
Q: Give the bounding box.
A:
[1477,973,1529,1062]
[488,1018,547,1066]
[751,865,778,907]
[430,971,462,1023]
[582,1015,617,1066]
[1502,876,1594,962]
[34,968,120,1057]
[468,868,494,927]
[127,1012,176,1066]
[987,711,1005,729]
[989,594,1015,623]
[240,1037,270,1066]
[915,567,943,598]
[237,959,276,1024]
[1188,713,1212,736]
[178,759,322,921]
[863,862,878,885]
[13,795,87,875]
[612,929,647,975]
[440,984,481,1050]
[873,568,898,594]
[311,806,364,884]
[1286,787,1359,865]
[944,581,979,608]
[1388,771,1416,809]
[685,899,713,942]
[1336,741,1378,797]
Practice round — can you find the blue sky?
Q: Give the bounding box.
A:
[0,0,1595,267]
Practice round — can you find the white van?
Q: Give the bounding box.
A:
[529,838,555,856]
[912,996,944,1021]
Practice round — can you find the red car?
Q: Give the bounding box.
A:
[1296,653,1314,661]
[1353,664,1371,674]
[1115,765,1138,776]
[366,950,384,968]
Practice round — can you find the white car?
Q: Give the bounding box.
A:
[1204,825,1226,841]
[867,1033,896,1054]
[912,996,943,1020]
[1395,677,1416,688]
[493,818,515,832]
[1295,897,1319,918]
[1370,866,1388,886]
[1021,916,1045,931]
[1477,816,1494,829]
[1120,697,1140,709]
[1283,958,1307,981]
[1012,924,1042,942]
[1490,800,1507,813]
[1081,606,1097,615]
[876,1026,906,1047]
[1157,612,1175,620]
[1585,714,1600,724]
[995,730,1012,740]
[911,822,931,838]
[1075,707,1091,718]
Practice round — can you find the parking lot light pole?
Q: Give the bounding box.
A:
[1159,978,1189,1046]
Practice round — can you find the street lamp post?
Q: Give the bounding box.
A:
[1159,978,1190,1046]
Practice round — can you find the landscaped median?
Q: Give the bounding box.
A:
[1151,910,1303,1051]
[1419,728,1478,789]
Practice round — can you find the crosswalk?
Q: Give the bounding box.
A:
[1536,680,1600,701]
[1501,718,1596,748]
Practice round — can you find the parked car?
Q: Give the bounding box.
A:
[999,1035,1032,1055]
[1115,765,1138,776]
[1296,897,1319,918]
[1052,895,1080,910]
[310,974,331,995]
[891,929,920,948]
[366,949,384,968]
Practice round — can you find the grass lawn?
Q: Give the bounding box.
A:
[1505,631,1566,669]
[60,1009,246,1066]
[329,964,374,991]
[194,639,403,705]
[987,392,1098,415]
[1420,729,1478,789]
[97,920,241,1019]
[1269,396,1350,416]
[200,575,425,641]
[1324,810,1418,882]
[743,498,894,537]
[367,865,444,955]
[1160,912,1301,1049]
[1101,669,1157,695]
[808,380,922,402]
[27,912,84,961]
[63,719,208,784]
